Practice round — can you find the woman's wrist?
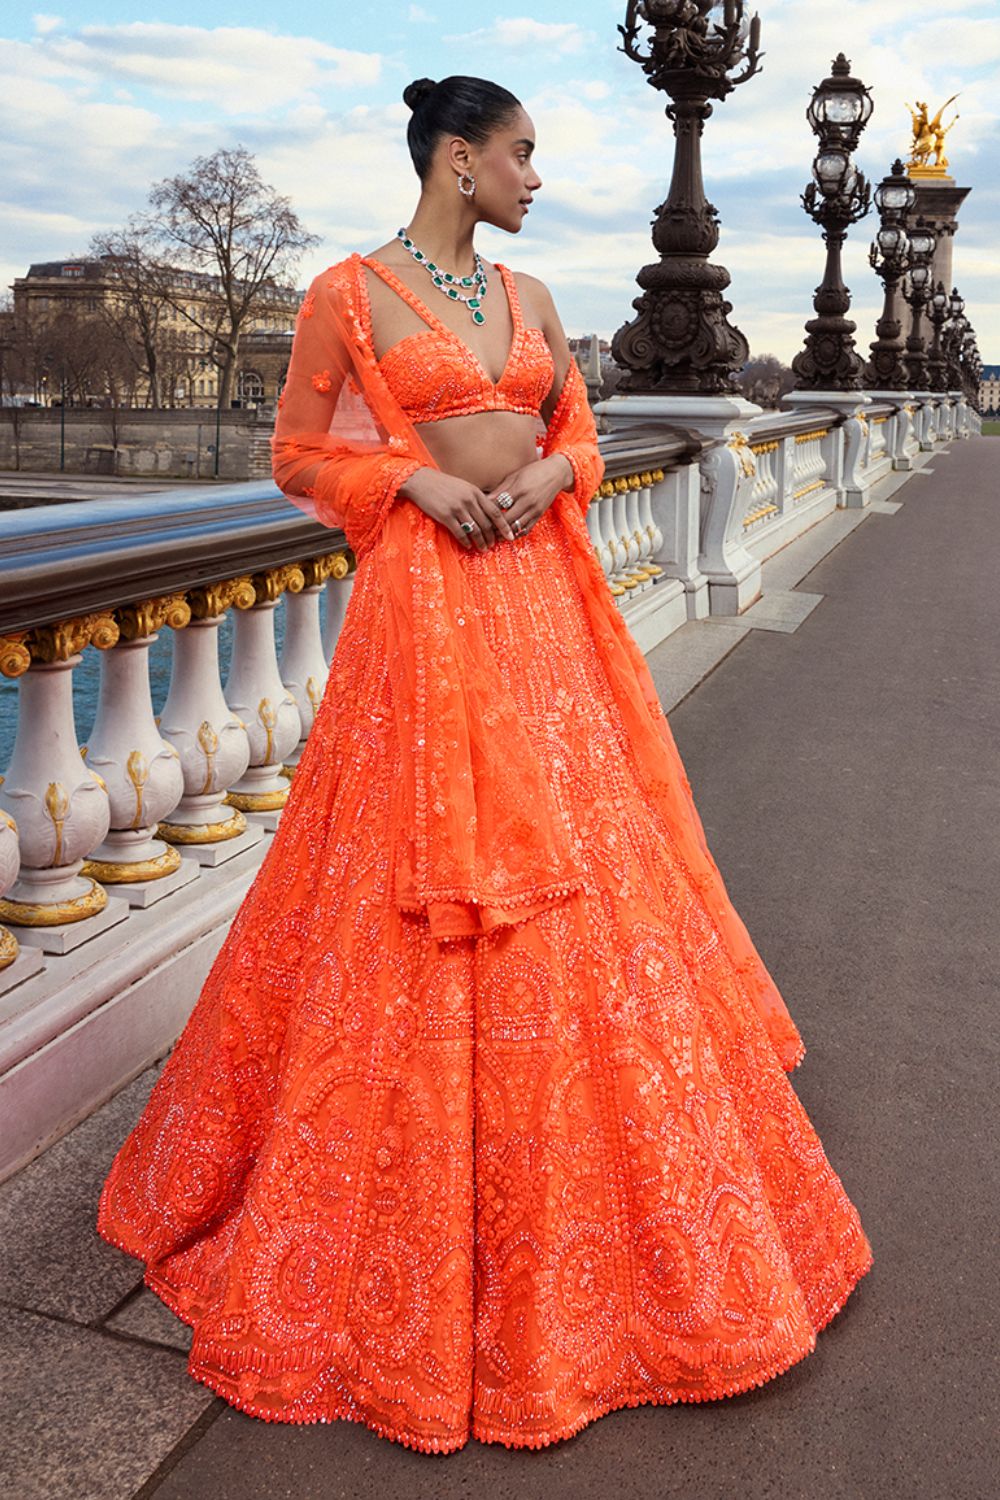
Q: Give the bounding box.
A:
[397,466,434,501]
[545,452,574,492]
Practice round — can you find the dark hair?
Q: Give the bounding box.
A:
[402,75,522,181]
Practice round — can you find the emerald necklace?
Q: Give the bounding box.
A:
[396,227,488,324]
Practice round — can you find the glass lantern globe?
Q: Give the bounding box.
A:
[908,263,930,293]
[908,225,936,259]
[807,57,874,143]
[949,289,965,318]
[822,91,863,124]
[931,285,948,313]
[876,178,914,214]
[814,150,848,193]
[877,224,907,258]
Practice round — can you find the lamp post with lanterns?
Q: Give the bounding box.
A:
[926,281,951,393]
[902,217,937,391]
[610,0,764,395]
[791,54,873,391]
[864,160,914,391]
[943,287,966,390]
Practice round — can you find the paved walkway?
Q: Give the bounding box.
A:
[2,438,996,1499]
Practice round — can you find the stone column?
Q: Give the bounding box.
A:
[906,175,970,340]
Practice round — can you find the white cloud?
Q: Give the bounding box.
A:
[32,14,62,35]
[407,5,434,21]
[443,19,591,55]
[38,23,382,114]
[2,2,997,365]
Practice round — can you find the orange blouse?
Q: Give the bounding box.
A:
[359,256,556,424]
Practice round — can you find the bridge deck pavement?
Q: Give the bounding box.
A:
[1,438,996,1500]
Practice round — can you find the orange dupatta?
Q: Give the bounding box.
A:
[272,257,804,1070]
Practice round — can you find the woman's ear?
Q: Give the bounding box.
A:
[444,136,473,175]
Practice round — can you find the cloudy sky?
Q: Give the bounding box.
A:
[3,1,997,363]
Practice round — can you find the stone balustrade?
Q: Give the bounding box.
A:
[0,389,978,1180]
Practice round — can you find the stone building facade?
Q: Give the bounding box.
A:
[7,257,299,409]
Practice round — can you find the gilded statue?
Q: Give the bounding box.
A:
[906,95,960,172]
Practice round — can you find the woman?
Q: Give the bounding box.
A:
[97,75,871,1453]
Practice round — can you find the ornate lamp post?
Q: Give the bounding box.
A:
[902,217,937,390]
[791,54,873,391]
[864,160,914,391]
[611,0,763,394]
[926,281,950,392]
[943,290,966,389]
[960,331,981,404]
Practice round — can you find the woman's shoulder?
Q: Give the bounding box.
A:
[503,266,558,333]
[297,255,368,324]
[308,253,362,293]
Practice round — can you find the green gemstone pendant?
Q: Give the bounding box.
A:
[395,227,489,323]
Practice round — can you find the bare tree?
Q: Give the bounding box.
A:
[144,145,318,409]
[88,222,173,407]
[735,354,796,410]
[0,293,36,470]
[39,309,136,409]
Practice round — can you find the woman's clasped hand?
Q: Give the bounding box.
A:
[399,451,574,551]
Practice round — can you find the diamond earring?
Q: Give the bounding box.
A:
[457,171,476,199]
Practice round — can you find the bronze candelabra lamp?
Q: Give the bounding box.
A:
[791,54,873,391]
[926,282,951,393]
[612,0,763,395]
[901,217,937,391]
[864,160,915,391]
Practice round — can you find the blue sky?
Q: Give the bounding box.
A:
[3,2,998,363]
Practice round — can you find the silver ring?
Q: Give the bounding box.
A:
[460,519,477,534]
[496,491,515,510]
[512,517,522,534]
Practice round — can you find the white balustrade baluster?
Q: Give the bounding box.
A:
[224,566,302,820]
[637,474,664,570]
[624,483,653,591]
[0,616,128,947]
[0,811,21,972]
[591,489,621,592]
[279,567,329,775]
[158,578,255,856]
[611,487,640,593]
[82,598,189,899]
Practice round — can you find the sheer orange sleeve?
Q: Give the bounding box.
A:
[541,357,605,515]
[270,268,425,561]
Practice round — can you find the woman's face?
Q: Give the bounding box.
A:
[462,107,543,234]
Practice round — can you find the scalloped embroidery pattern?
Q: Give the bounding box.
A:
[97,505,871,1453]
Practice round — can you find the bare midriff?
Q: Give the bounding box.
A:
[413,410,543,491]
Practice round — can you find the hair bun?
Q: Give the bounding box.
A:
[403,77,437,111]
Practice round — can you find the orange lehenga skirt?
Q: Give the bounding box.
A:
[96,502,872,1453]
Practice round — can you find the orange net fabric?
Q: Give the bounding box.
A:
[270,255,805,1058]
[96,253,872,1453]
